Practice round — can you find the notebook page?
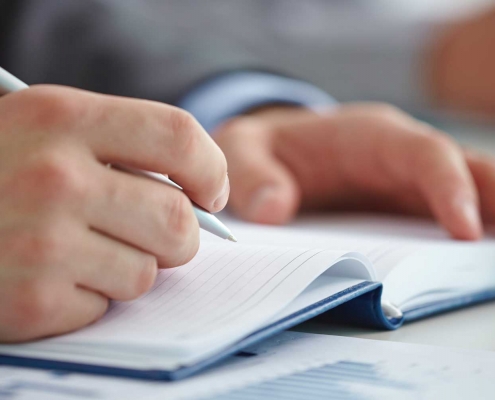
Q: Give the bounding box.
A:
[209,214,495,311]
[383,243,495,310]
[0,241,373,369]
[207,215,423,281]
[279,214,495,309]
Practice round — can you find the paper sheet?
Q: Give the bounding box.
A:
[0,241,372,369]
[2,331,495,400]
[207,214,424,280]
[2,213,494,371]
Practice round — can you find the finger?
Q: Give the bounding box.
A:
[75,230,158,301]
[87,164,200,268]
[400,133,482,240]
[85,92,228,212]
[40,287,109,340]
[216,120,301,224]
[305,105,482,239]
[1,282,108,343]
[23,86,229,212]
[320,105,482,239]
[465,149,495,224]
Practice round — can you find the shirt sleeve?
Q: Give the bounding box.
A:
[177,71,337,133]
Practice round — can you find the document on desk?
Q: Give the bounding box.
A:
[2,331,495,400]
[1,214,495,380]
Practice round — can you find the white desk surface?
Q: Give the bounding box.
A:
[297,118,495,352]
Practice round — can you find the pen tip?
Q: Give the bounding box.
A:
[227,235,238,243]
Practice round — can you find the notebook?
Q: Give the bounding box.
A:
[1,213,495,381]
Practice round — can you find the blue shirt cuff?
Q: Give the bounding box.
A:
[177,71,337,133]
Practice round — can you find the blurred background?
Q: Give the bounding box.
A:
[137,0,495,153]
[4,0,495,147]
[143,0,495,110]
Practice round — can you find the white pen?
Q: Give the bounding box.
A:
[0,66,237,242]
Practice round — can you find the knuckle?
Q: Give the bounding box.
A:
[9,226,67,268]
[170,109,197,135]
[409,132,461,176]
[415,131,457,156]
[29,152,88,203]
[158,191,199,268]
[180,233,200,265]
[217,151,228,180]
[159,231,199,268]
[369,103,403,120]
[175,227,200,267]
[131,256,158,297]
[10,278,57,333]
[94,298,110,321]
[23,86,86,130]
[89,298,110,327]
[209,150,229,202]
[166,191,196,242]
[212,117,250,144]
[169,109,203,161]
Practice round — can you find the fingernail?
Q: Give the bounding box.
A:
[212,175,230,212]
[247,185,280,219]
[454,196,482,238]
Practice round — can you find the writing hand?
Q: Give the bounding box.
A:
[0,86,228,342]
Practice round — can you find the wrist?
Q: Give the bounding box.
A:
[180,71,337,133]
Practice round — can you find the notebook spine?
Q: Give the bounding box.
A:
[313,283,404,330]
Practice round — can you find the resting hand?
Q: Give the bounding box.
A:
[0,86,228,342]
[215,104,495,239]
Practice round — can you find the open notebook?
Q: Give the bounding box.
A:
[1,213,495,380]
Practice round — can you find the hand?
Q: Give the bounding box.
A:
[429,7,495,114]
[0,86,228,342]
[215,104,495,239]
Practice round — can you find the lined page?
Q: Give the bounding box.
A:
[48,243,368,354]
[208,215,495,312]
[207,215,424,281]
[3,214,494,371]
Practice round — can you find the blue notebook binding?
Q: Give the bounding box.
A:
[2,281,495,381]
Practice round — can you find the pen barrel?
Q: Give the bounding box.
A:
[0,67,29,94]
[193,207,232,240]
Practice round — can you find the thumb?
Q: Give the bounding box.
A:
[226,142,301,225]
